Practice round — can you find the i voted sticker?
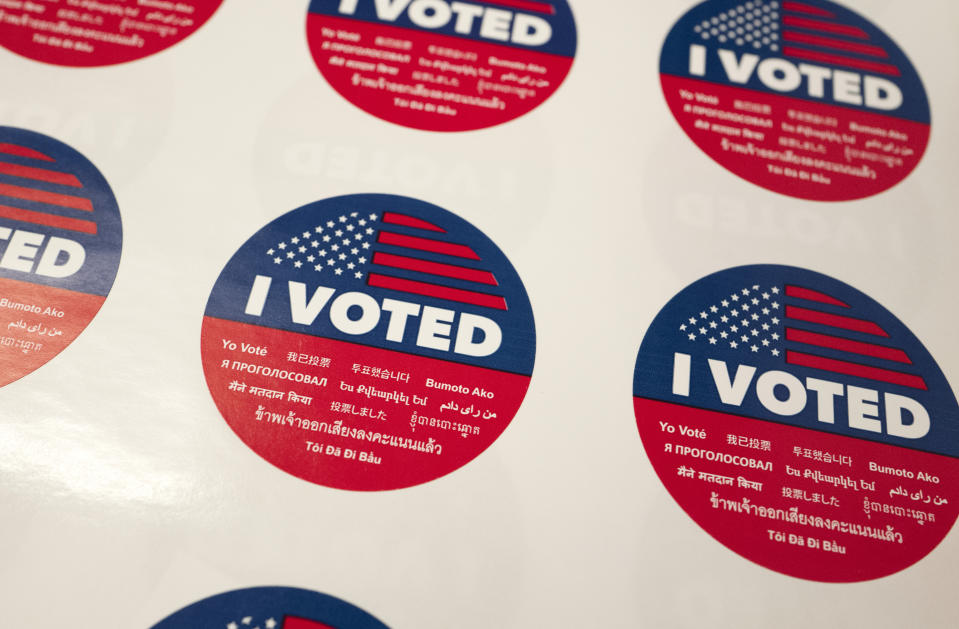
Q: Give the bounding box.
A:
[660,0,930,201]
[633,265,959,582]
[0,126,121,388]
[306,0,577,131]
[201,194,535,491]
[0,0,223,67]
[152,587,390,629]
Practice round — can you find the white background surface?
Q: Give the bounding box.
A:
[2,1,959,626]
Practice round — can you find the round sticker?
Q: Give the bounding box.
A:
[0,0,223,67]
[633,265,959,582]
[0,126,122,388]
[201,194,535,491]
[152,587,390,629]
[660,0,930,202]
[306,0,577,132]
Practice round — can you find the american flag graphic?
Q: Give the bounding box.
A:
[266,211,508,311]
[678,281,927,391]
[0,141,97,235]
[693,0,900,77]
[224,615,333,629]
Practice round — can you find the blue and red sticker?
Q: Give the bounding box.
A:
[0,126,121,388]
[633,265,959,582]
[201,193,535,491]
[661,0,929,201]
[306,0,577,131]
[152,587,389,629]
[0,0,222,67]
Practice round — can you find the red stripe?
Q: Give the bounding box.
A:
[786,305,888,337]
[372,252,497,285]
[782,30,888,58]
[785,285,849,307]
[786,328,911,363]
[368,273,507,310]
[783,46,901,76]
[480,0,555,15]
[284,618,337,629]
[787,351,927,390]
[377,231,479,260]
[382,211,445,233]
[0,143,53,162]
[0,181,93,211]
[0,161,82,187]
[782,15,869,39]
[0,203,97,234]
[783,1,836,18]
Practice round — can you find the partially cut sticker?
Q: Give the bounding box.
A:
[660,0,930,201]
[0,0,223,67]
[633,265,959,582]
[201,193,535,491]
[306,0,577,131]
[0,126,122,388]
[151,586,390,629]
